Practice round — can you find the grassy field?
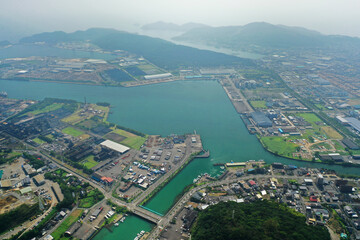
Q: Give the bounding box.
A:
[81,155,98,169]
[121,136,147,150]
[296,113,322,125]
[108,128,147,150]
[51,209,83,240]
[310,142,332,150]
[332,140,346,151]
[260,136,299,158]
[112,128,136,138]
[62,104,109,124]
[76,119,98,130]
[62,127,84,137]
[250,100,267,109]
[33,137,46,145]
[137,64,163,74]
[61,110,84,124]
[315,104,327,110]
[321,126,343,139]
[27,103,64,116]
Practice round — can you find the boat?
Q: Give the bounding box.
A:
[0,91,8,98]
[114,222,119,226]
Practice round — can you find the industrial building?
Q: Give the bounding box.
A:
[250,112,273,128]
[342,138,360,150]
[199,68,236,75]
[344,117,360,132]
[100,140,130,154]
[33,174,45,186]
[144,73,172,80]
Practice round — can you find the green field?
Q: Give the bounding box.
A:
[76,119,98,129]
[310,142,332,150]
[332,140,346,151]
[62,127,84,137]
[33,137,46,145]
[81,155,98,169]
[137,64,164,74]
[315,104,326,110]
[250,100,267,109]
[296,113,322,125]
[121,136,147,150]
[51,209,83,240]
[260,136,299,158]
[27,103,64,116]
[110,128,147,150]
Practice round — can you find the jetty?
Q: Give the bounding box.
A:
[195,149,210,158]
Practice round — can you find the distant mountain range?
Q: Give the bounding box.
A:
[20,28,252,69]
[141,21,208,32]
[173,22,360,52]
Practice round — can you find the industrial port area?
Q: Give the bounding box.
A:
[1,30,360,240]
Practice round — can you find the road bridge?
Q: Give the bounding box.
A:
[132,206,163,224]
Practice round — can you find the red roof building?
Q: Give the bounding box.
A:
[101,176,114,184]
[309,196,318,202]
[248,180,256,186]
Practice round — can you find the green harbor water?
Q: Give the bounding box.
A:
[92,215,154,240]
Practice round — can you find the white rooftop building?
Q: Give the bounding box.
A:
[100,140,130,154]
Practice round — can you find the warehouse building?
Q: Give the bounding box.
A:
[33,174,45,186]
[342,138,360,150]
[144,73,172,80]
[100,140,130,154]
[344,117,360,132]
[250,112,273,128]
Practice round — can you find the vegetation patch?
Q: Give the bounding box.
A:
[81,155,98,169]
[33,137,46,145]
[321,126,343,139]
[121,136,147,150]
[0,204,41,234]
[62,127,84,137]
[260,136,299,157]
[26,103,64,116]
[296,113,322,125]
[191,201,330,240]
[108,128,147,150]
[250,100,267,109]
[78,188,104,208]
[51,209,83,240]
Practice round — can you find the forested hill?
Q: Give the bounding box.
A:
[19,28,253,69]
[191,201,330,240]
[174,22,360,51]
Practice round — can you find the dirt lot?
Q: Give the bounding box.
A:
[0,195,18,214]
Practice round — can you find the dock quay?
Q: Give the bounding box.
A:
[195,149,210,158]
[213,163,225,166]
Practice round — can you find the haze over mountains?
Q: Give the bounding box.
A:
[141,21,208,32]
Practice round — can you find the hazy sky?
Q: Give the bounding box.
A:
[1,0,360,37]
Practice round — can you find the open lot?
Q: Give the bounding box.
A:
[106,128,147,150]
[261,136,299,158]
[62,127,84,137]
[250,100,267,109]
